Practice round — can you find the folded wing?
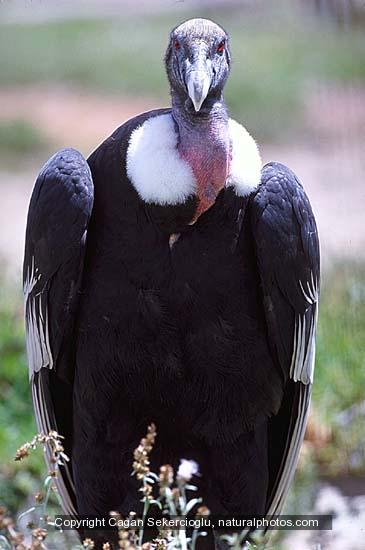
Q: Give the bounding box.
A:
[23,148,94,515]
[250,161,320,516]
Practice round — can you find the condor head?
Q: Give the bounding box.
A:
[165,18,231,113]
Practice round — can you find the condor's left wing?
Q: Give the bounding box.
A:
[250,161,320,518]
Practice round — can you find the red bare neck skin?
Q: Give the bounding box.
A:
[172,100,231,221]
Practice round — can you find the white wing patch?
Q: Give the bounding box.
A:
[290,273,319,385]
[24,256,39,298]
[299,271,318,305]
[126,114,262,205]
[24,257,53,378]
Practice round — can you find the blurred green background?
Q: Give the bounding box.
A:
[0,1,364,549]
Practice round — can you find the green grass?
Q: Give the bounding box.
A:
[312,263,365,474]
[0,286,33,460]
[0,119,47,157]
[314,264,365,417]
[0,283,42,512]
[0,11,364,140]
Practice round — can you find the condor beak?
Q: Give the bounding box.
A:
[186,55,212,112]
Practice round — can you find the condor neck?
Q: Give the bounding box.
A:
[171,93,229,131]
[171,95,231,220]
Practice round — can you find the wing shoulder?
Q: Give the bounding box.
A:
[25,148,93,273]
[24,148,94,376]
[251,161,320,383]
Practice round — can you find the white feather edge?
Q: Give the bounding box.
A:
[267,273,319,518]
[32,377,77,517]
[290,272,319,385]
[267,385,311,517]
[25,257,76,516]
[24,258,53,379]
[126,113,262,205]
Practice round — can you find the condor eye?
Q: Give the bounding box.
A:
[174,39,180,50]
[217,40,225,55]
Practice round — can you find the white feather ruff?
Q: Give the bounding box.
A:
[126,114,196,205]
[226,118,262,197]
[126,114,262,205]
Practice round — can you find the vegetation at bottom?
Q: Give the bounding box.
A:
[0,426,271,549]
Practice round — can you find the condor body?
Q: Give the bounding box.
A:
[23,17,319,545]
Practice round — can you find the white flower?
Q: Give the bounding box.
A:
[177,459,199,481]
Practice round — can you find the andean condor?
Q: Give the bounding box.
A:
[23,18,320,548]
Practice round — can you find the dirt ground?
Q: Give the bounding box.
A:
[0,84,364,279]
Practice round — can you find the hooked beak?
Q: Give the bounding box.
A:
[185,57,212,112]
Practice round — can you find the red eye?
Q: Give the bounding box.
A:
[174,39,180,50]
[217,41,225,54]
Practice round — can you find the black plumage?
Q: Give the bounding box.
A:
[23,18,319,548]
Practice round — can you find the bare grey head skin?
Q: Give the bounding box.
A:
[165,18,231,120]
[165,18,233,219]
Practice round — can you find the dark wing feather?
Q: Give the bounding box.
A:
[250,161,320,516]
[23,148,94,515]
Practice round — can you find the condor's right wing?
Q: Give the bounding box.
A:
[23,148,94,515]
